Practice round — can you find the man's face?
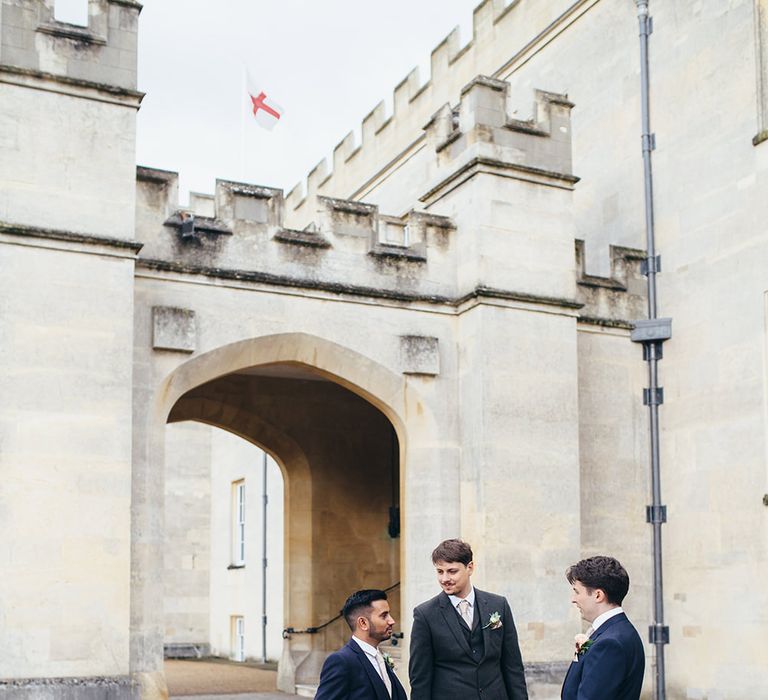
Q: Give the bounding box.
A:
[362,599,395,643]
[435,559,474,597]
[570,580,600,623]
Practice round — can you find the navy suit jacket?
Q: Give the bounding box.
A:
[315,639,408,700]
[561,612,645,700]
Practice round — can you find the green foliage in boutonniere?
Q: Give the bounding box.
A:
[573,633,594,660]
[382,652,395,670]
[482,611,503,630]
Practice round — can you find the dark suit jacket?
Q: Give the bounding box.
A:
[409,589,528,700]
[315,638,408,700]
[561,612,645,700]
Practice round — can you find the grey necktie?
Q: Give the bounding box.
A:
[375,650,392,697]
[457,598,473,628]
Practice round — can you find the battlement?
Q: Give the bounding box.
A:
[0,0,142,93]
[135,167,458,301]
[283,0,580,227]
[575,240,647,326]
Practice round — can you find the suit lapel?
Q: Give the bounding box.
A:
[438,592,475,661]
[475,589,491,663]
[347,640,389,700]
[385,663,402,699]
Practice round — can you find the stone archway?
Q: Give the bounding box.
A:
[130,333,439,699]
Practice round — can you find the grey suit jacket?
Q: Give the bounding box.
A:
[409,589,528,700]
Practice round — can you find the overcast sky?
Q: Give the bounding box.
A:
[131,0,482,204]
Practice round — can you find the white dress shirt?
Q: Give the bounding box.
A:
[591,606,624,633]
[448,586,476,626]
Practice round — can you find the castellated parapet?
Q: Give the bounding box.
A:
[0,0,142,91]
[135,75,644,326]
[282,0,584,228]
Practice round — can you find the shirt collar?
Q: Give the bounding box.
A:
[351,635,379,657]
[448,586,475,609]
[591,606,623,632]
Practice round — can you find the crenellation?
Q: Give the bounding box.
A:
[283,0,586,230]
[429,26,461,81]
[0,0,140,91]
[471,0,504,41]
[306,158,331,193]
[362,100,389,141]
[393,66,422,114]
[575,239,646,325]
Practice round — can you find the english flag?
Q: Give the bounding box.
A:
[245,70,283,131]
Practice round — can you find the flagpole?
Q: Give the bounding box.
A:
[240,65,247,182]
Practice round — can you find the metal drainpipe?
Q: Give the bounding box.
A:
[630,2,671,698]
[261,451,268,664]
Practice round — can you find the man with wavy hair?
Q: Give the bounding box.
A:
[409,539,528,699]
[562,556,645,700]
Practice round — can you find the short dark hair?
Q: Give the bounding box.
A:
[566,556,630,606]
[431,539,473,566]
[342,589,387,631]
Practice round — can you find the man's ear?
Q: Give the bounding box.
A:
[357,615,369,631]
[467,561,475,575]
[594,588,607,603]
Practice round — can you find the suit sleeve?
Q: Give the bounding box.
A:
[576,638,627,700]
[314,652,350,700]
[408,606,433,700]
[501,598,528,700]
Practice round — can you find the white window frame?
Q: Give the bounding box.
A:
[232,615,245,662]
[233,480,245,565]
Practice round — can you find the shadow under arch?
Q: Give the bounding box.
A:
[155,332,422,440]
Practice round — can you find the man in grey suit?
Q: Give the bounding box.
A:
[409,539,528,700]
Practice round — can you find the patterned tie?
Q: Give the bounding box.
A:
[376,650,392,697]
[457,598,473,628]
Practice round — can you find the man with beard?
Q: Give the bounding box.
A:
[315,589,408,700]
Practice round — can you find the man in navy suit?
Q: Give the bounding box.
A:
[315,589,408,700]
[561,556,645,700]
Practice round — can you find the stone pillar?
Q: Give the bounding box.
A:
[423,77,582,691]
[0,1,142,696]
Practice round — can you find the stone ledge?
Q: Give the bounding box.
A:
[36,21,107,45]
[369,243,427,262]
[0,221,143,252]
[137,258,585,312]
[753,129,768,146]
[163,213,232,236]
[274,228,332,248]
[420,156,580,204]
[0,64,144,102]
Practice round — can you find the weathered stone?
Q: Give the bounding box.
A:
[400,335,440,375]
[152,307,196,353]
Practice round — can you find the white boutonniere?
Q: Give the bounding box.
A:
[482,611,503,630]
[573,633,594,662]
[382,652,395,670]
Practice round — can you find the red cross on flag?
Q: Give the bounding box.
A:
[245,70,283,130]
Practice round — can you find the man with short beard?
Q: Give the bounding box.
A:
[409,539,528,699]
[315,589,408,700]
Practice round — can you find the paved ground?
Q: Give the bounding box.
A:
[165,659,300,698]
